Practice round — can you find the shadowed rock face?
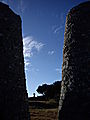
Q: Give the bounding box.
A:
[0,2,30,120]
[58,2,90,120]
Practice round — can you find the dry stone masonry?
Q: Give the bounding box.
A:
[0,2,30,120]
[58,2,90,120]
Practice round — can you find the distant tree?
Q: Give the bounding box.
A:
[36,81,61,100]
[52,81,61,100]
[36,84,48,95]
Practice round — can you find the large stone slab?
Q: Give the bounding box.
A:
[0,2,30,120]
[58,1,90,120]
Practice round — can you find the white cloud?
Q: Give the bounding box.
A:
[23,36,44,70]
[48,51,54,55]
[23,36,44,58]
[24,59,31,68]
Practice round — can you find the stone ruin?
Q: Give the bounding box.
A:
[58,1,90,120]
[0,2,30,120]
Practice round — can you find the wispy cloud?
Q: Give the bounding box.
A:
[23,36,44,70]
[52,12,65,34]
[55,79,61,81]
[55,68,62,74]
[1,0,8,4]
[29,68,39,72]
[24,59,32,69]
[1,0,26,16]
[53,26,63,34]
[18,0,26,15]
[48,51,54,55]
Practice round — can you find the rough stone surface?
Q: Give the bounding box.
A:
[58,2,90,120]
[0,2,30,120]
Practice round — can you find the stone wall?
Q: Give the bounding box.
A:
[0,2,30,120]
[58,2,90,120]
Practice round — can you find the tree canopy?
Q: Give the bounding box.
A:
[36,81,61,100]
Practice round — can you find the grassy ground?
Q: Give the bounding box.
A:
[30,108,58,120]
[29,98,59,120]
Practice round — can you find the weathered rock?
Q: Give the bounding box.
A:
[58,1,90,120]
[0,2,30,120]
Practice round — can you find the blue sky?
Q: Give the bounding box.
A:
[1,0,88,97]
